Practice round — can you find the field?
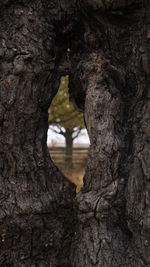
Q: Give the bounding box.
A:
[63,167,85,192]
[48,146,88,191]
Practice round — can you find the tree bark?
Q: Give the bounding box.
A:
[0,0,150,267]
[0,1,76,266]
[69,1,150,267]
[65,129,73,169]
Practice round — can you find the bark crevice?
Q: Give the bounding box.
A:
[0,1,150,267]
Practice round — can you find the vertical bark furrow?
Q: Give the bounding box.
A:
[70,3,150,267]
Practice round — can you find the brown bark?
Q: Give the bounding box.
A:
[0,1,76,266]
[0,0,150,267]
[69,1,150,267]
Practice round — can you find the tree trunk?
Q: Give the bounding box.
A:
[0,1,76,266]
[65,129,73,169]
[1,1,150,267]
[69,1,150,267]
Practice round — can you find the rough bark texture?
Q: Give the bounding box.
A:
[0,1,77,266]
[70,1,150,266]
[0,0,150,267]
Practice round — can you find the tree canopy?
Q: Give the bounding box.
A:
[48,75,85,140]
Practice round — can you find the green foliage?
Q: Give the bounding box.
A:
[48,75,85,137]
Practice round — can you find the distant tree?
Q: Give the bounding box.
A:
[48,75,85,168]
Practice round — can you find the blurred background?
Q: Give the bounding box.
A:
[47,76,90,191]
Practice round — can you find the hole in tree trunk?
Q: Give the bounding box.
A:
[48,75,90,192]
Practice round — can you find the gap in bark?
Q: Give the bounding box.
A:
[48,75,89,192]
